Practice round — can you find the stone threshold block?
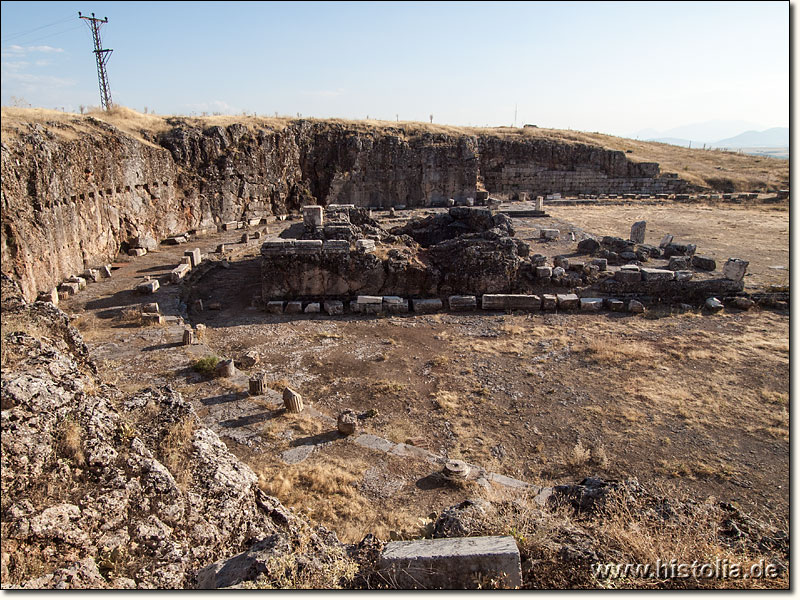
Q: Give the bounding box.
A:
[171,263,191,283]
[128,247,147,257]
[614,268,641,283]
[556,293,579,310]
[411,298,443,313]
[448,295,477,311]
[541,294,557,310]
[284,301,303,314]
[324,300,344,316]
[221,221,237,231]
[580,298,604,311]
[383,296,409,313]
[640,268,675,282]
[481,294,541,311]
[352,296,383,314]
[136,279,160,294]
[539,228,560,239]
[184,248,202,268]
[379,536,522,589]
[266,300,284,314]
[58,282,80,297]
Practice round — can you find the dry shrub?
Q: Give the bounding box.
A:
[431,390,458,412]
[56,417,86,467]
[567,441,591,468]
[160,418,196,489]
[267,378,290,392]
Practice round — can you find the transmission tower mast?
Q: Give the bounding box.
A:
[79,11,113,110]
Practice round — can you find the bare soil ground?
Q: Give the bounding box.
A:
[60,203,789,546]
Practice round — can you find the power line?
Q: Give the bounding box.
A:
[2,14,75,42]
[7,24,83,46]
[78,12,113,111]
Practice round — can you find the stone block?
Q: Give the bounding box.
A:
[448,295,477,311]
[535,266,552,278]
[552,266,565,278]
[285,301,303,314]
[136,279,160,294]
[324,300,344,316]
[37,288,59,306]
[180,256,192,267]
[705,297,724,312]
[577,238,601,254]
[141,312,162,325]
[66,276,87,290]
[294,240,323,254]
[323,240,349,252]
[216,244,229,253]
[283,387,304,412]
[58,282,78,297]
[659,234,674,248]
[383,296,409,313]
[357,295,383,304]
[303,205,323,228]
[556,294,579,310]
[630,221,646,244]
[165,235,188,245]
[241,233,250,244]
[590,258,608,271]
[304,302,321,313]
[221,221,237,231]
[553,255,569,269]
[171,263,191,283]
[337,410,358,436]
[732,297,755,310]
[580,298,604,311]
[141,302,160,314]
[481,294,541,311]
[356,239,376,252]
[628,299,645,313]
[723,258,748,282]
[215,359,236,378]
[379,536,522,590]
[128,247,147,257]
[184,248,202,268]
[606,298,625,311]
[412,298,443,313]
[100,265,113,278]
[133,234,158,250]
[534,196,544,211]
[541,294,557,310]
[640,268,675,282]
[540,228,560,239]
[691,255,716,271]
[667,256,691,271]
[266,301,284,314]
[674,270,694,282]
[84,269,100,283]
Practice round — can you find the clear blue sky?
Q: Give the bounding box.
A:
[0,1,790,137]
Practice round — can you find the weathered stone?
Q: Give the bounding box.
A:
[630,221,646,244]
[659,234,674,248]
[216,244,229,253]
[568,261,584,272]
[184,248,202,268]
[67,276,87,290]
[691,255,716,271]
[323,240,349,253]
[590,258,608,271]
[180,256,192,267]
[540,228,560,239]
[705,297,724,312]
[337,410,358,435]
[283,387,304,413]
[141,312,163,325]
[249,374,267,396]
[667,256,691,271]
[214,359,236,378]
[580,298,604,311]
[552,266,565,278]
[380,536,522,589]
[165,235,188,245]
[605,298,624,311]
[170,263,191,283]
[732,297,755,310]
[294,239,323,253]
[553,255,569,269]
[448,295,477,311]
[614,269,641,283]
[481,294,541,311]
[303,205,323,229]
[182,329,195,346]
[556,294,579,310]
[640,268,675,282]
[100,264,113,278]
[541,294,557,310]
[221,221,237,231]
[577,237,600,254]
[628,299,645,313]
[266,300,284,314]
[383,296,409,313]
[443,460,471,480]
[284,301,303,314]
[674,270,694,282]
[136,279,160,294]
[535,266,552,278]
[240,233,249,243]
[412,298,443,313]
[356,239,376,252]
[237,351,260,368]
[133,234,158,250]
[304,302,321,313]
[323,300,344,315]
[37,288,59,306]
[84,268,100,283]
[722,258,748,282]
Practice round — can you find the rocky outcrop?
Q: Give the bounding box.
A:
[2,113,690,302]
[0,275,346,588]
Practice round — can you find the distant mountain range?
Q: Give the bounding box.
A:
[628,120,789,151]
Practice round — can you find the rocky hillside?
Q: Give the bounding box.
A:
[0,274,352,588]
[0,107,711,303]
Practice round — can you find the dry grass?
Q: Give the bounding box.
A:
[577,337,657,365]
[159,418,197,489]
[431,390,459,412]
[56,417,85,467]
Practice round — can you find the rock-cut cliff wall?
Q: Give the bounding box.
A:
[1,115,689,301]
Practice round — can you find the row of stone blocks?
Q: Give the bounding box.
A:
[46,264,114,304]
[135,248,204,294]
[261,239,376,254]
[265,294,645,315]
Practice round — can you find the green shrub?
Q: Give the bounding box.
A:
[192,355,219,376]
